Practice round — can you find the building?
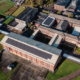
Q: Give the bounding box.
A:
[56,20,69,31]
[42,16,55,28]
[39,25,80,47]
[67,0,78,12]
[35,13,48,27]
[72,26,80,36]
[16,7,38,25]
[49,13,80,27]
[1,32,62,72]
[54,0,71,11]
[8,19,26,32]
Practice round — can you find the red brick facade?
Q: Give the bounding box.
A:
[2,44,59,72]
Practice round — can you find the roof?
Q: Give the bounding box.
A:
[56,20,69,31]
[49,13,80,25]
[8,19,26,30]
[36,14,48,24]
[42,16,55,27]
[17,7,38,21]
[67,0,77,10]
[39,25,79,41]
[55,0,71,6]
[1,32,62,65]
[37,18,44,24]
[72,26,80,36]
[8,20,18,27]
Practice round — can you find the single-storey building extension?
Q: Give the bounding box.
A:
[1,32,62,72]
[8,19,26,32]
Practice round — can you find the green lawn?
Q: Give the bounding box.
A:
[74,47,80,55]
[0,34,5,50]
[73,76,80,80]
[46,59,80,80]
[3,17,13,25]
[0,0,14,14]
[0,63,19,80]
[4,6,17,16]
[0,34,5,41]
[12,6,26,17]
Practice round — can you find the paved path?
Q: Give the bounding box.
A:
[58,69,80,80]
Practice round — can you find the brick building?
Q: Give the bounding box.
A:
[1,32,62,72]
[54,0,71,11]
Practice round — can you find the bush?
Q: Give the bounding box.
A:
[28,23,31,27]
[68,14,73,18]
[57,11,61,15]
[42,10,49,14]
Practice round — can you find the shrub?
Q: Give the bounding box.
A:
[28,23,31,27]
[57,11,61,15]
[68,14,73,18]
[42,10,49,14]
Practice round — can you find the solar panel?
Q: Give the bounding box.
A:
[37,19,44,24]
[41,15,48,19]
[6,38,52,59]
[43,17,53,25]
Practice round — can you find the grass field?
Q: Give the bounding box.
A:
[4,6,17,16]
[12,6,26,17]
[74,47,80,55]
[0,0,15,14]
[73,76,80,80]
[46,59,80,80]
[0,63,19,80]
[3,17,13,25]
[0,34,5,42]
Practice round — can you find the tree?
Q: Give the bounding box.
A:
[36,0,44,5]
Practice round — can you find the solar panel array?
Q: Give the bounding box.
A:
[6,38,52,59]
[17,7,38,21]
[43,17,53,25]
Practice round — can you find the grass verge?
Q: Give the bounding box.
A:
[46,59,80,80]
[0,63,19,80]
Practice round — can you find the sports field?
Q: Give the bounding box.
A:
[4,6,17,16]
[0,0,15,14]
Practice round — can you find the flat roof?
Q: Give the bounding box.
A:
[39,25,79,41]
[17,7,38,21]
[55,0,71,6]
[1,32,62,65]
[72,26,80,36]
[56,20,69,31]
[8,20,26,30]
[42,16,55,27]
[37,18,44,24]
[49,13,80,25]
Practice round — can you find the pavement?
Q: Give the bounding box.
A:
[0,51,47,80]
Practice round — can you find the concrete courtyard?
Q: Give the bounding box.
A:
[0,51,47,80]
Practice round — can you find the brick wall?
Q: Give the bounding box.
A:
[2,44,55,72]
